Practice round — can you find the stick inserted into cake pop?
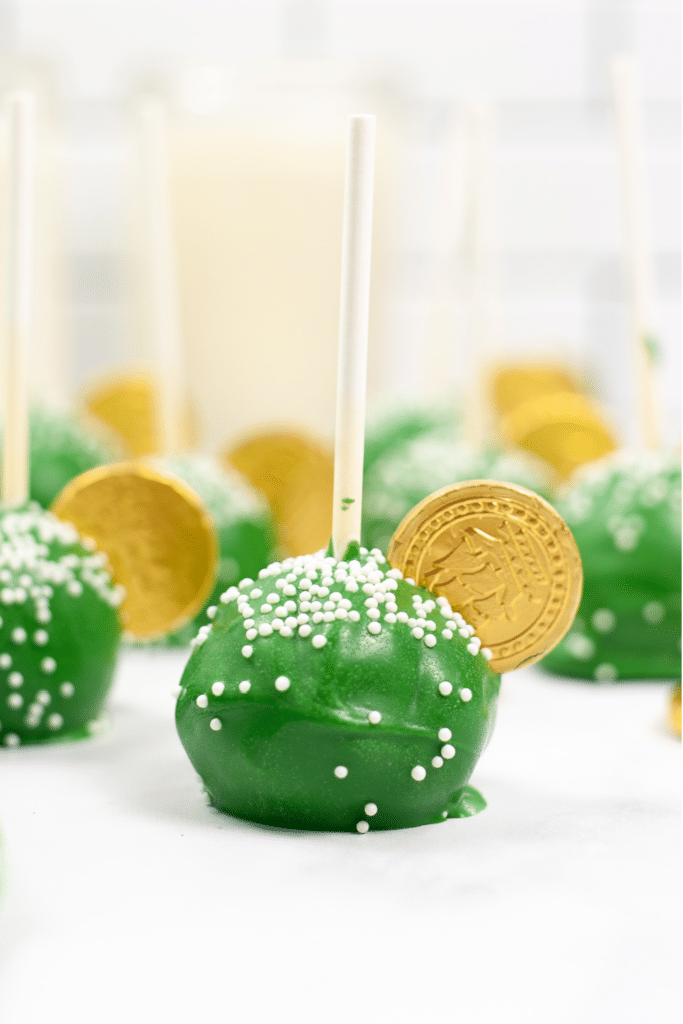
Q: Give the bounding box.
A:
[138,95,185,456]
[331,114,376,559]
[610,54,661,450]
[1,91,36,509]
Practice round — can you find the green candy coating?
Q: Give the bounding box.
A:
[362,433,554,553]
[542,451,681,681]
[152,455,278,646]
[13,406,118,510]
[0,506,122,747]
[176,548,500,832]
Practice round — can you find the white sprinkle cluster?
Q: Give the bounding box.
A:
[200,549,485,669]
[0,505,122,746]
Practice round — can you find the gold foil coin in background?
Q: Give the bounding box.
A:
[669,683,681,739]
[490,362,578,416]
[52,462,217,639]
[387,480,583,674]
[84,372,197,458]
[500,391,617,479]
[224,431,334,557]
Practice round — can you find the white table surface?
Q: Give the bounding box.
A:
[0,649,679,1024]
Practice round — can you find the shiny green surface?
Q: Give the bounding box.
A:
[542,451,681,681]
[176,550,500,832]
[0,506,121,747]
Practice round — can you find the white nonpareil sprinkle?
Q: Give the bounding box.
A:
[438,727,452,742]
[348,610,360,622]
[238,680,251,693]
[36,690,51,705]
[33,629,49,645]
[209,718,222,731]
[241,645,253,658]
[47,713,63,730]
[356,821,369,833]
[411,765,427,781]
[258,623,273,637]
[441,744,456,759]
[460,688,472,702]
[212,681,225,696]
[7,693,22,708]
[60,682,75,697]
[312,635,327,649]
[432,756,444,768]
[196,694,208,708]
[466,642,479,656]
[438,681,453,696]
[274,675,290,691]
[246,629,257,641]
[11,628,27,644]
[334,765,348,779]
[0,654,11,668]
[481,648,492,661]
[368,710,382,724]
[8,672,22,687]
[412,627,424,639]
[364,803,378,816]
[41,657,56,674]
[299,624,312,637]
[368,622,381,635]
[424,634,436,648]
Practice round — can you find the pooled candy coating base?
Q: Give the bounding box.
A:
[0,506,122,747]
[176,549,500,832]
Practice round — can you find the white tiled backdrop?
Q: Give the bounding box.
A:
[1,0,680,447]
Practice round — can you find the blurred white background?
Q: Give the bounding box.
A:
[0,0,680,447]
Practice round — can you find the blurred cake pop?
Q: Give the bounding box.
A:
[540,450,680,681]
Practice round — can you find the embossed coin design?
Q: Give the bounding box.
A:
[387,480,583,673]
[224,431,334,556]
[52,462,217,638]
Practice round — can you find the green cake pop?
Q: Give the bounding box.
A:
[176,546,500,831]
[363,433,554,553]
[541,450,681,681]
[152,454,278,646]
[0,504,122,746]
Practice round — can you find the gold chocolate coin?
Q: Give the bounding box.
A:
[490,361,578,416]
[387,480,583,673]
[500,391,617,479]
[669,683,681,739]
[84,372,197,458]
[52,462,217,639]
[224,431,333,557]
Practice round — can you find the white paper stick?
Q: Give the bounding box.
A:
[464,99,499,448]
[332,115,376,559]
[138,95,184,455]
[610,55,661,450]
[1,92,36,508]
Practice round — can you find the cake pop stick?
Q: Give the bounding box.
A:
[331,114,376,559]
[138,95,184,456]
[1,91,36,509]
[610,55,661,450]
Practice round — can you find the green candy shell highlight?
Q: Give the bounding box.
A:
[541,450,681,681]
[176,548,500,832]
[150,455,278,646]
[0,505,122,747]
